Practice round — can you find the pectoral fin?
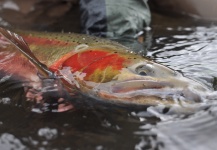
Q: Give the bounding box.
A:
[0,27,53,78]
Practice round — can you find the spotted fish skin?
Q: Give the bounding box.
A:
[0,28,209,107]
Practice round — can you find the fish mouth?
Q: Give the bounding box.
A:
[111,80,172,93]
[83,76,207,106]
[110,80,182,100]
[102,78,206,104]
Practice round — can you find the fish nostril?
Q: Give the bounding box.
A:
[173,71,178,76]
[162,107,170,114]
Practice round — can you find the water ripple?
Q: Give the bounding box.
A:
[154,106,217,150]
[149,26,217,88]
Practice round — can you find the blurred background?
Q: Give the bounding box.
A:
[0,0,80,32]
[0,0,216,32]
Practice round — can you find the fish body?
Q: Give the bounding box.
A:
[0,28,209,108]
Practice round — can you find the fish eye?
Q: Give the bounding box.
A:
[138,71,147,76]
[135,65,152,76]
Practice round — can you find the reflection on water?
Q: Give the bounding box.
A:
[145,23,217,150]
[154,106,217,150]
[149,26,217,88]
[0,14,217,150]
[0,133,26,150]
[0,103,159,149]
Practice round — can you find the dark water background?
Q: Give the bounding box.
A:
[1,1,217,149]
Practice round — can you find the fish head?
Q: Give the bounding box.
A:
[50,45,208,106]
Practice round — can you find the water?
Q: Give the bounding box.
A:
[149,25,217,88]
[1,10,217,150]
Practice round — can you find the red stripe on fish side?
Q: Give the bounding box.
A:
[49,52,73,72]
[49,50,108,72]
[23,36,73,46]
[60,50,126,77]
[82,53,126,77]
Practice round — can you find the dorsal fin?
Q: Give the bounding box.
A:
[0,27,53,78]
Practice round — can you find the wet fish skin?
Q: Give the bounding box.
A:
[0,28,209,107]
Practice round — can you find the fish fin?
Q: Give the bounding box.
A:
[0,27,53,78]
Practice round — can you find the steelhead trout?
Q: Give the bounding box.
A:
[0,28,208,112]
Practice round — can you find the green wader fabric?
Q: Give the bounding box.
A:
[79,0,151,54]
[79,0,151,38]
[105,0,151,38]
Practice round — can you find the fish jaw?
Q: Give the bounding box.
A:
[79,77,206,106]
[73,61,208,106]
[100,79,205,105]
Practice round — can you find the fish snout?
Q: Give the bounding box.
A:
[109,74,208,104]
